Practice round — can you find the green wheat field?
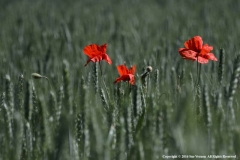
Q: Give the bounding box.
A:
[0,0,240,159]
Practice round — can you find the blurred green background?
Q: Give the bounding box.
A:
[0,0,240,159]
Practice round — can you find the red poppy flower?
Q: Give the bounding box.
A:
[83,43,112,66]
[114,64,136,85]
[178,36,218,64]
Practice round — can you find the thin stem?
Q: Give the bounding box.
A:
[194,55,201,87]
[198,64,201,85]
[99,62,103,76]
[194,56,202,117]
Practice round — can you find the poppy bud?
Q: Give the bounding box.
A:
[5,74,11,81]
[31,73,49,81]
[141,66,153,79]
[146,66,153,73]
[31,73,43,79]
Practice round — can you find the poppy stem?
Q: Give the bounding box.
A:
[195,56,201,86]
[99,62,103,76]
[197,63,201,85]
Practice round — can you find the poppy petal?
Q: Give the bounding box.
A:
[83,44,102,58]
[179,48,197,60]
[184,36,203,51]
[204,53,218,61]
[202,44,213,52]
[102,53,112,65]
[199,44,213,56]
[113,77,121,84]
[100,44,107,53]
[84,56,102,66]
[182,57,197,61]
[197,56,209,64]
[114,75,130,83]
[117,65,128,76]
[129,65,136,74]
[128,74,135,85]
[84,59,92,66]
